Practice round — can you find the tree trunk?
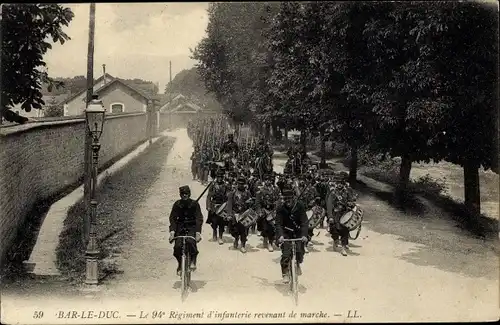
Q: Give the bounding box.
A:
[300,129,307,152]
[349,145,358,187]
[264,123,271,142]
[320,129,327,168]
[397,153,412,200]
[464,159,481,216]
[272,122,279,141]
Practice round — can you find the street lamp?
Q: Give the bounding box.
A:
[84,94,106,285]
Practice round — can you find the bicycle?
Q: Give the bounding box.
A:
[170,235,197,301]
[280,238,304,306]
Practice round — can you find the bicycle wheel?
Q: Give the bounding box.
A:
[290,257,299,305]
[181,254,188,301]
[186,255,191,288]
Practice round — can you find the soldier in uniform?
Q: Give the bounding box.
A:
[168,185,203,275]
[256,173,281,252]
[276,187,309,284]
[221,133,239,169]
[328,174,357,256]
[200,147,212,185]
[226,177,254,253]
[247,170,263,234]
[190,146,200,180]
[206,170,229,245]
[256,138,273,158]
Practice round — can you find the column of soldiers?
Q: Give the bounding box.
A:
[188,117,358,257]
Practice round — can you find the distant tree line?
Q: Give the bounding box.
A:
[164,67,223,111]
[1,4,158,123]
[192,1,498,216]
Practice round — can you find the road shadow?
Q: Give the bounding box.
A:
[353,179,499,280]
[221,235,234,244]
[305,246,322,253]
[309,239,324,246]
[252,276,307,297]
[355,180,427,216]
[172,278,207,293]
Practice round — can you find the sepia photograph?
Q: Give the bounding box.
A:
[0,1,499,323]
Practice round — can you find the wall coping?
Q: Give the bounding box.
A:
[0,112,146,137]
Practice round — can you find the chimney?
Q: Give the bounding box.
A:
[102,64,106,84]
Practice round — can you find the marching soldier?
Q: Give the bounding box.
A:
[256,138,273,158]
[206,170,229,245]
[328,175,357,256]
[276,186,309,284]
[168,185,203,275]
[256,173,281,252]
[226,177,254,253]
[221,133,239,157]
[190,146,200,180]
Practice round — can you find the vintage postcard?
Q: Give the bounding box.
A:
[1,2,499,324]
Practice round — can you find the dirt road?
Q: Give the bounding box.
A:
[2,128,498,323]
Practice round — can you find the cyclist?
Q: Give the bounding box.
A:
[275,187,308,284]
[169,185,203,276]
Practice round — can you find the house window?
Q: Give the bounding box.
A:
[110,103,124,113]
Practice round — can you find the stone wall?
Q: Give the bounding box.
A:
[0,112,149,265]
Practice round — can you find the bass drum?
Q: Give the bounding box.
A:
[325,187,363,240]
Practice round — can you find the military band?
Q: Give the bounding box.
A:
[175,117,363,282]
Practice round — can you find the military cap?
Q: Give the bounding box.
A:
[237,177,246,184]
[179,185,190,194]
[282,188,295,197]
[265,173,275,180]
[216,169,225,176]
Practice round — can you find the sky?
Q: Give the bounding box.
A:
[43,3,210,93]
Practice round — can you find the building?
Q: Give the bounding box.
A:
[8,94,68,119]
[158,93,219,129]
[61,73,151,116]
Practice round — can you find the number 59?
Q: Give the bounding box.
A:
[33,311,44,319]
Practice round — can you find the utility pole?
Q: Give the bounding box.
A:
[0,5,4,125]
[84,2,96,244]
[169,60,172,101]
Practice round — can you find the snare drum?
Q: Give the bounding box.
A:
[308,206,325,229]
[236,208,258,228]
[339,204,363,231]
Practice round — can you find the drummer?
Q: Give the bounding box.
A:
[206,169,230,245]
[226,177,253,253]
[328,174,356,256]
[255,173,281,251]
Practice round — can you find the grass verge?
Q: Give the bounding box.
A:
[357,160,498,239]
[0,139,148,280]
[56,136,175,283]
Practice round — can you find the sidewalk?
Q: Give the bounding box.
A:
[24,133,167,276]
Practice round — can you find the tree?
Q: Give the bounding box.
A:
[192,2,279,127]
[425,1,498,215]
[1,4,74,124]
[43,96,63,117]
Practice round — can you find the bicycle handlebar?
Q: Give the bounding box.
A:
[281,238,304,242]
[170,235,197,243]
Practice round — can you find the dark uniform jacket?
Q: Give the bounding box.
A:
[226,188,252,214]
[256,185,281,211]
[169,198,203,234]
[206,181,229,211]
[275,201,308,239]
[221,140,239,156]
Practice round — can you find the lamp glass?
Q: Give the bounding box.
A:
[85,100,106,140]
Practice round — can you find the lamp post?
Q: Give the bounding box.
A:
[84,94,106,285]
